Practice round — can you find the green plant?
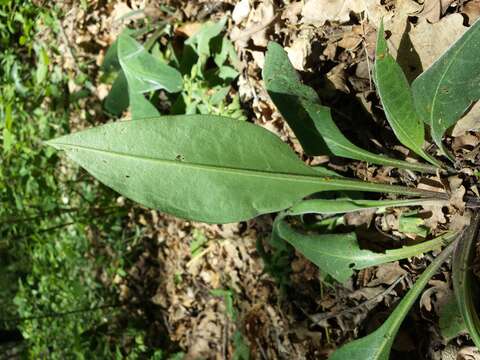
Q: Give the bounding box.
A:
[103,18,245,121]
[48,19,480,357]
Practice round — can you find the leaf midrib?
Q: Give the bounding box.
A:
[52,142,446,197]
[53,142,355,185]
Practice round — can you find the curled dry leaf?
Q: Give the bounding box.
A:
[230,0,275,47]
[422,204,447,230]
[285,36,311,71]
[420,279,451,313]
[281,1,303,23]
[367,262,407,287]
[458,346,480,360]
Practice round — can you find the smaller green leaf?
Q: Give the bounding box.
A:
[274,215,456,284]
[265,42,438,173]
[185,17,227,62]
[101,37,120,72]
[287,198,447,216]
[374,21,442,168]
[118,34,182,93]
[452,212,480,348]
[103,72,129,116]
[329,239,457,360]
[398,213,428,237]
[35,46,49,85]
[439,294,466,341]
[118,33,183,118]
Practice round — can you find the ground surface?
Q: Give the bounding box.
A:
[46,0,480,359]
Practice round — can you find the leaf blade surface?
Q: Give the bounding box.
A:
[264,42,438,173]
[47,116,442,223]
[275,217,455,283]
[412,19,480,158]
[374,22,440,167]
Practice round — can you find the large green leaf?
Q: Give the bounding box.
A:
[117,33,183,118]
[47,116,444,224]
[264,42,438,173]
[287,197,447,216]
[452,212,480,348]
[329,238,457,360]
[374,22,441,168]
[275,216,456,283]
[412,19,480,159]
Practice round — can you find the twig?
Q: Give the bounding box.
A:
[222,311,229,360]
[309,274,407,325]
[255,338,269,360]
[230,12,281,42]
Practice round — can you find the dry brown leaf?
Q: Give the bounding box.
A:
[326,63,350,93]
[452,102,480,136]
[409,14,468,70]
[281,1,303,23]
[458,346,480,360]
[418,0,453,22]
[449,211,472,231]
[381,213,400,232]
[301,0,364,25]
[367,262,407,286]
[423,205,447,229]
[338,31,363,50]
[250,0,275,47]
[230,0,275,47]
[448,176,466,212]
[452,133,479,152]
[349,286,385,301]
[419,0,442,22]
[232,0,250,24]
[420,279,450,312]
[344,208,376,227]
[285,36,311,71]
[463,0,480,25]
